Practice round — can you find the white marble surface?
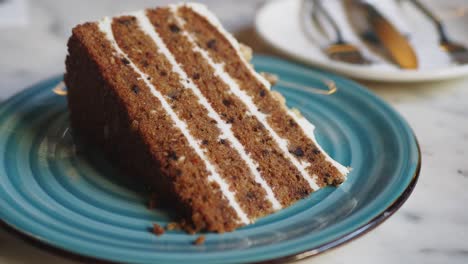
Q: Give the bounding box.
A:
[1,0,467,263]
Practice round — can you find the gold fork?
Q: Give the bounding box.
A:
[309,0,371,64]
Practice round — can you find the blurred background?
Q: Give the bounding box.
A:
[1,0,467,99]
[1,0,467,264]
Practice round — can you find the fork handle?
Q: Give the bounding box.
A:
[408,0,449,43]
[312,0,345,44]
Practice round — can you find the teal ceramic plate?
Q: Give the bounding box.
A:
[0,56,420,264]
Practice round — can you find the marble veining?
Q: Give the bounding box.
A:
[0,1,467,264]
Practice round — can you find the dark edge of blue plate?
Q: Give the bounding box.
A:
[0,70,421,264]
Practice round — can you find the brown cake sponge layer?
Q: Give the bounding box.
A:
[147,8,314,204]
[111,15,273,218]
[177,6,345,185]
[65,22,241,232]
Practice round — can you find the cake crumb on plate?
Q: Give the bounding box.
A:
[152,223,165,236]
[193,235,206,245]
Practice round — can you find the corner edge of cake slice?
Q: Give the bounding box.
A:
[64,2,349,233]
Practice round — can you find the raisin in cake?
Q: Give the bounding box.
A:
[64,3,349,232]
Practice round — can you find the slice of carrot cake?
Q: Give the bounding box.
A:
[64,3,349,233]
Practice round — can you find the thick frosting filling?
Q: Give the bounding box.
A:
[95,3,349,225]
[132,10,282,210]
[171,8,321,191]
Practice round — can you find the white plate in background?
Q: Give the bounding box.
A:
[255,0,468,82]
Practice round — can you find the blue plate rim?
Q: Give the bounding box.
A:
[0,55,421,263]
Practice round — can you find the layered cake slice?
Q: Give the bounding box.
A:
[65,3,349,232]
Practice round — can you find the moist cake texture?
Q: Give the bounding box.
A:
[64,3,349,232]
